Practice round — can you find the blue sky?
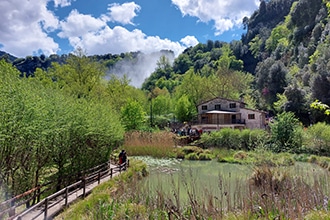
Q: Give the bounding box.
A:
[0,0,260,58]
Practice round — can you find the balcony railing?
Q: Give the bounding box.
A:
[199,119,245,125]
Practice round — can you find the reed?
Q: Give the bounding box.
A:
[123,131,177,158]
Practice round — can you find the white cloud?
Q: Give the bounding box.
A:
[106,2,141,25]
[172,0,259,35]
[58,10,106,38]
[54,0,75,8]
[0,0,59,57]
[0,0,197,58]
[180,36,199,47]
[58,10,186,56]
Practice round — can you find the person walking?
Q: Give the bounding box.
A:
[118,150,124,165]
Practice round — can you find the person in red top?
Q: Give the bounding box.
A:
[118,150,124,164]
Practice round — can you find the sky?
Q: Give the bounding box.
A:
[0,0,261,58]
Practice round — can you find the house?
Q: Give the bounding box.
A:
[192,97,267,132]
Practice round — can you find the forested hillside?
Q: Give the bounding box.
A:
[141,0,330,125]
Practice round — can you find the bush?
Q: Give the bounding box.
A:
[198,153,212,160]
[233,151,248,160]
[181,146,203,155]
[185,153,199,160]
[304,122,330,155]
[269,112,303,153]
[199,128,242,149]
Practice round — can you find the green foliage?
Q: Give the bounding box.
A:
[311,100,330,115]
[121,99,146,131]
[0,59,124,195]
[141,55,176,92]
[249,35,263,58]
[200,128,242,150]
[265,23,290,52]
[174,94,196,122]
[185,152,199,160]
[152,93,173,116]
[304,122,330,154]
[106,74,147,113]
[269,112,302,153]
[240,129,270,150]
[48,48,106,99]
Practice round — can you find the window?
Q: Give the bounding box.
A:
[202,105,207,110]
[229,103,236,108]
[248,114,255,120]
[215,104,221,110]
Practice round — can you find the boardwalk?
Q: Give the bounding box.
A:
[10,162,127,220]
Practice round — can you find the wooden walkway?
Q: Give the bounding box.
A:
[1,161,128,220]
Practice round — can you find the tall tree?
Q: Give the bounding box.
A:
[49,48,105,99]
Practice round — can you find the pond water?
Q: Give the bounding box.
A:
[133,156,330,207]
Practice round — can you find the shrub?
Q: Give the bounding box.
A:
[198,153,212,160]
[233,151,248,160]
[304,122,330,155]
[181,146,203,154]
[269,112,303,153]
[199,128,242,149]
[185,153,199,160]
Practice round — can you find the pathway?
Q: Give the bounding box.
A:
[13,163,124,220]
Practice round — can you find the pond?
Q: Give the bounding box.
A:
[133,156,330,209]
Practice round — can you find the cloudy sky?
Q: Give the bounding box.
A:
[0,0,260,58]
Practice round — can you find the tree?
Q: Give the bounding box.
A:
[270,112,302,153]
[174,69,211,108]
[141,55,175,92]
[310,100,330,115]
[174,95,196,122]
[121,99,146,130]
[255,59,288,109]
[152,93,173,116]
[173,53,192,74]
[49,48,105,99]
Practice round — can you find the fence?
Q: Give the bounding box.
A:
[0,159,129,220]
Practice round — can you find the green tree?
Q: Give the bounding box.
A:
[121,99,146,130]
[152,93,173,116]
[173,53,193,74]
[49,48,105,98]
[141,55,175,92]
[174,95,196,122]
[270,112,302,153]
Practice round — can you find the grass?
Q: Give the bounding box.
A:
[122,131,177,158]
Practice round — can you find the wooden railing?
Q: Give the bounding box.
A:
[0,160,129,220]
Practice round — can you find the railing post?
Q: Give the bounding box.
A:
[82,178,86,198]
[98,171,101,184]
[37,185,41,203]
[44,198,48,220]
[110,168,113,178]
[9,198,15,217]
[65,187,69,207]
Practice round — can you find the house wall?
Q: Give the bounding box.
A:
[198,98,242,113]
[196,97,266,130]
[239,108,266,129]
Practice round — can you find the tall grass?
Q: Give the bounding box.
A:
[123,131,177,158]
